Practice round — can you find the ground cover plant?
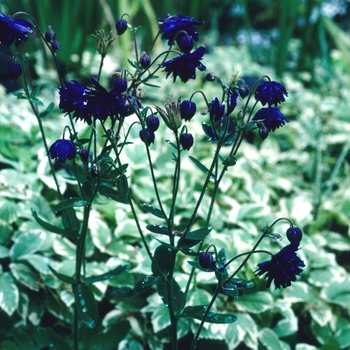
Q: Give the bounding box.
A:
[0,1,350,349]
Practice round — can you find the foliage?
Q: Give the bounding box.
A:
[0,2,350,350]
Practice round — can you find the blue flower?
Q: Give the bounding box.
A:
[160,46,206,83]
[227,90,239,115]
[253,107,289,132]
[59,80,91,123]
[210,97,225,122]
[159,14,202,47]
[180,132,194,150]
[146,115,160,132]
[255,81,288,107]
[7,62,22,79]
[139,128,155,145]
[0,13,34,47]
[116,19,128,36]
[180,100,196,121]
[255,242,305,289]
[49,139,76,162]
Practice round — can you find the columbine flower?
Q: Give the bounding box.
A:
[49,139,76,162]
[7,62,22,79]
[116,19,128,35]
[44,26,56,43]
[59,80,91,124]
[227,90,239,115]
[199,251,216,270]
[159,14,202,46]
[139,128,155,145]
[180,100,196,121]
[176,33,194,53]
[255,81,288,107]
[180,132,194,150]
[146,115,160,132]
[253,107,289,132]
[159,46,206,83]
[0,13,34,47]
[140,52,151,69]
[210,97,225,122]
[255,242,305,289]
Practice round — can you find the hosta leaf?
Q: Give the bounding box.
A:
[0,273,19,316]
[181,305,237,324]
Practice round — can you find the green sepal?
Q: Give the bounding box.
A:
[54,197,87,212]
[74,283,98,329]
[146,224,169,235]
[188,156,216,179]
[181,305,237,324]
[32,210,78,238]
[49,266,75,284]
[83,265,129,284]
[109,275,159,298]
[141,203,165,219]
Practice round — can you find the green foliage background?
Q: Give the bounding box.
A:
[0,0,350,349]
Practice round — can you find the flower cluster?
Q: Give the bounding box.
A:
[0,13,33,47]
[59,77,142,125]
[253,80,289,139]
[255,226,305,289]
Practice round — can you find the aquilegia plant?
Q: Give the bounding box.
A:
[1,10,305,349]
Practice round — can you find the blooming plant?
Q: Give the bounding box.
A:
[0,9,307,350]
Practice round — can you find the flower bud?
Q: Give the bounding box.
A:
[51,40,60,51]
[139,128,155,145]
[45,26,56,43]
[140,52,151,69]
[239,84,250,98]
[7,63,22,79]
[80,148,90,162]
[90,164,100,178]
[258,125,269,140]
[155,97,182,131]
[180,132,194,151]
[205,72,217,82]
[176,34,194,53]
[199,251,215,269]
[286,226,303,243]
[180,100,196,121]
[116,19,128,35]
[113,77,127,94]
[146,115,160,132]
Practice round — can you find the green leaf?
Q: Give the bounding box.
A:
[49,266,75,284]
[146,224,169,235]
[0,200,19,223]
[39,102,55,119]
[109,275,159,298]
[55,197,87,212]
[62,207,80,232]
[84,265,129,284]
[37,327,71,349]
[32,210,78,238]
[178,227,212,248]
[151,244,176,276]
[235,291,273,313]
[188,156,216,179]
[117,174,129,203]
[181,305,237,324]
[75,283,98,328]
[98,184,129,204]
[29,97,44,106]
[259,328,286,350]
[322,280,350,309]
[141,203,165,219]
[187,260,216,273]
[157,278,185,314]
[0,273,19,316]
[166,139,178,149]
[9,231,45,260]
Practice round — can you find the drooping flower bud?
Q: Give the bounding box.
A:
[116,19,128,35]
[146,115,160,132]
[140,52,151,69]
[180,132,194,151]
[113,77,127,94]
[90,164,100,178]
[286,226,303,243]
[176,33,194,53]
[199,251,215,269]
[139,128,155,145]
[7,62,22,79]
[180,100,196,121]
[44,26,56,43]
[80,148,90,162]
[51,40,60,51]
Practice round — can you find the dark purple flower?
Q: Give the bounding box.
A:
[7,62,22,79]
[286,226,303,243]
[49,139,76,162]
[0,13,34,47]
[113,77,127,94]
[199,251,216,270]
[176,33,194,53]
[255,81,288,107]
[140,52,151,69]
[116,19,128,35]
[180,100,196,121]
[210,97,225,123]
[180,132,194,150]
[51,40,60,51]
[160,46,206,83]
[139,128,155,145]
[255,242,305,289]
[159,14,202,46]
[258,125,270,140]
[80,148,90,162]
[146,115,160,132]
[44,26,56,43]
[59,80,91,123]
[253,107,289,132]
[90,164,100,178]
[227,90,239,115]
